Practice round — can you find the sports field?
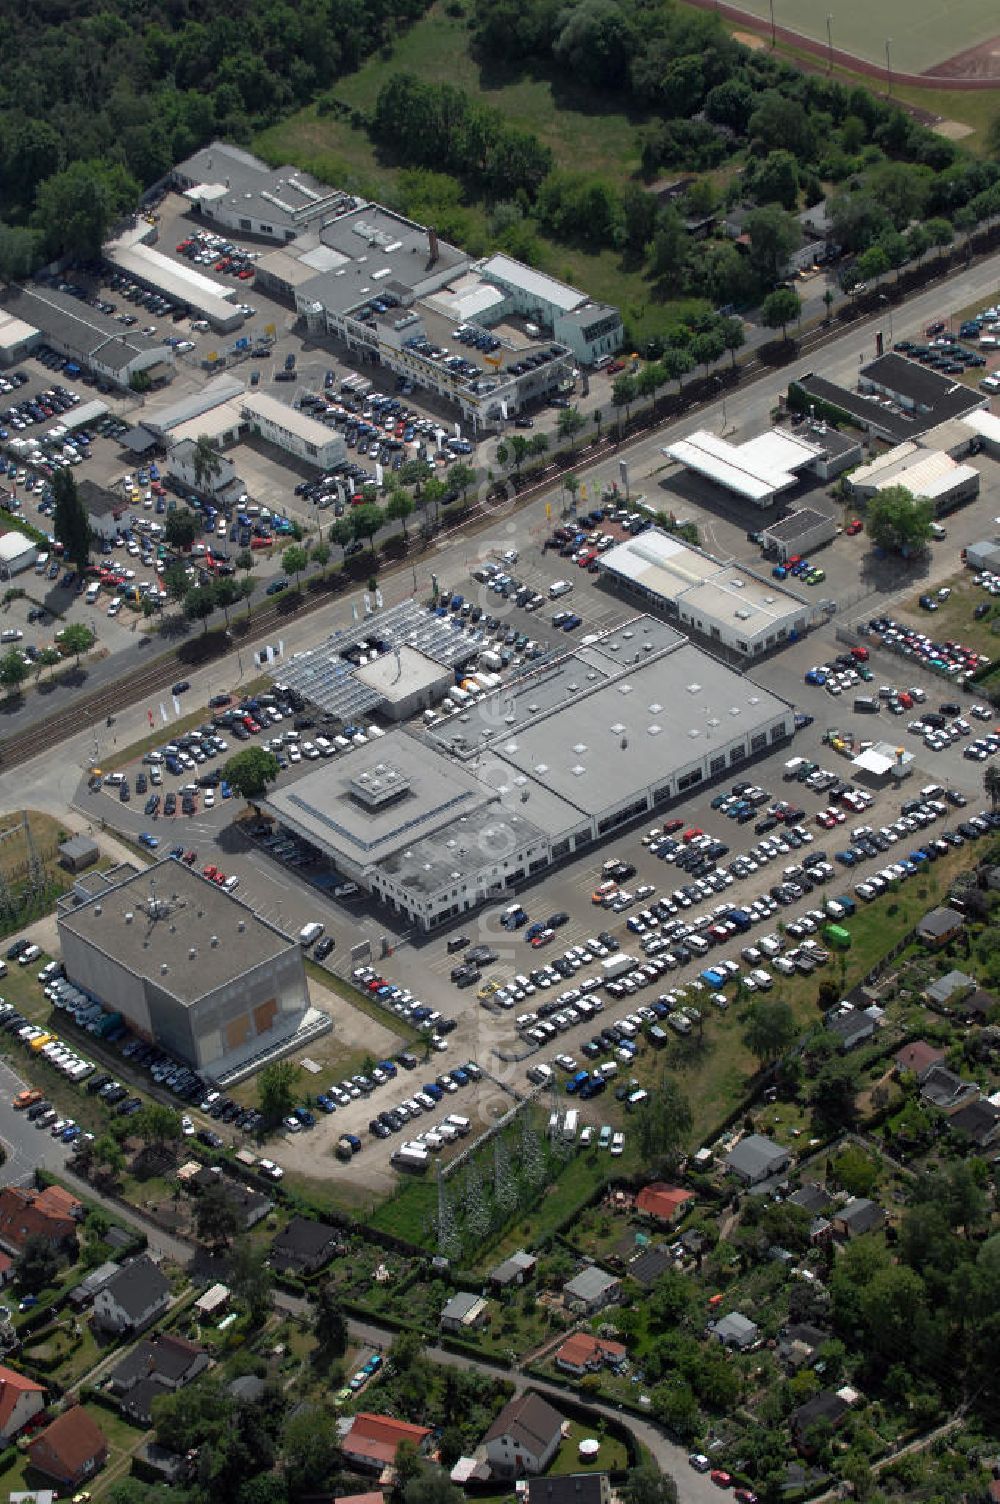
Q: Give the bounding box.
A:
[729,0,1000,75]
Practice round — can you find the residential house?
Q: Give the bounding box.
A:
[340,1413,432,1474]
[527,1474,611,1504]
[270,1216,341,1275]
[635,1184,694,1224]
[0,1364,46,1442]
[919,1065,980,1115]
[948,1100,1000,1149]
[956,988,997,1022]
[28,1406,109,1487]
[107,1333,210,1424]
[895,1041,946,1078]
[708,1312,760,1351]
[924,970,976,1010]
[0,1252,13,1287]
[787,1183,831,1216]
[725,1134,791,1186]
[138,1441,190,1485]
[778,1324,830,1372]
[440,1292,489,1335]
[789,1390,851,1454]
[562,1266,620,1314]
[92,1255,170,1336]
[488,1251,537,1292]
[553,1333,627,1378]
[184,1167,271,1229]
[482,1391,564,1478]
[0,1184,81,1254]
[916,907,964,948]
[832,1198,885,1240]
[825,1002,882,1051]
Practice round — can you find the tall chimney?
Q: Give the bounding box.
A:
[427,226,439,265]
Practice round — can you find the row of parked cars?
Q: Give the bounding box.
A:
[351,964,457,1045]
[858,615,989,683]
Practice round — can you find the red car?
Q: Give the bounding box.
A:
[710,1472,733,1490]
[682,827,703,842]
[663,819,684,834]
[845,518,863,535]
[734,1491,758,1504]
[850,645,869,661]
[530,929,554,948]
[238,268,255,280]
[183,850,197,865]
[202,864,220,880]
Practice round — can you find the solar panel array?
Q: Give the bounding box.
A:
[274,600,476,720]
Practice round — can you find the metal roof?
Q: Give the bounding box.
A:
[665,427,819,501]
[480,254,584,313]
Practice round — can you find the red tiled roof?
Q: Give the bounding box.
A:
[896,1041,946,1076]
[345,1413,432,1457]
[28,1405,107,1481]
[0,1365,44,1435]
[0,1185,80,1251]
[554,1333,627,1368]
[635,1184,694,1221]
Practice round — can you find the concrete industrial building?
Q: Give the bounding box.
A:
[664,423,859,508]
[0,532,38,576]
[167,437,238,497]
[56,860,327,1081]
[171,144,618,426]
[0,310,42,365]
[106,223,244,333]
[266,616,793,929]
[240,391,345,470]
[794,354,986,443]
[597,530,811,659]
[2,286,175,391]
[846,442,980,513]
[760,507,837,562]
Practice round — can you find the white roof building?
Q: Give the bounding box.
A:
[240,391,344,470]
[847,443,979,506]
[598,530,812,658]
[664,428,825,505]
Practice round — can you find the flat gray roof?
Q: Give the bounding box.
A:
[491,640,790,817]
[299,207,468,313]
[58,858,295,1003]
[266,730,493,865]
[377,798,558,897]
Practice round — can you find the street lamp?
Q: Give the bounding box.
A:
[769,0,776,47]
[885,37,893,96]
[826,13,834,72]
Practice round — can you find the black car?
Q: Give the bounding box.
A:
[5,938,29,961]
[197,1128,223,1149]
[164,792,177,816]
[172,680,191,695]
[314,936,335,961]
[546,911,570,928]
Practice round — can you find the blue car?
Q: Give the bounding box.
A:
[316,1094,336,1113]
[423,1082,444,1101]
[138,832,159,850]
[805,670,826,686]
[169,845,184,859]
[221,781,233,799]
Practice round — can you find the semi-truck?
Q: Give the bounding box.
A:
[601,953,637,981]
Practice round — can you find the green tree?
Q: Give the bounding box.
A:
[750,149,800,210]
[259,1059,299,1122]
[163,560,191,606]
[385,490,415,537]
[281,543,309,591]
[16,1234,61,1294]
[611,373,637,424]
[281,1404,340,1495]
[213,575,243,628]
[761,287,802,341]
[721,315,745,367]
[165,511,199,552]
[223,746,280,801]
[91,1133,125,1186]
[691,328,725,375]
[865,484,933,555]
[134,1102,181,1155]
[0,648,28,695]
[810,1059,858,1133]
[59,622,96,665]
[331,518,354,551]
[37,645,61,681]
[52,469,91,572]
[33,158,139,258]
[191,434,223,493]
[183,582,217,634]
[557,406,586,451]
[228,1239,274,1326]
[448,461,476,501]
[510,433,530,473]
[351,503,383,554]
[236,547,254,576]
[310,541,331,577]
[152,1376,233,1452]
[404,1464,466,1504]
[742,996,797,1067]
[194,1180,242,1250]
[986,765,1000,811]
[745,205,800,285]
[636,1073,692,1172]
[314,1283,348,1360]
[661,347,694,395]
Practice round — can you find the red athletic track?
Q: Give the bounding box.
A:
[686,0,1000,88]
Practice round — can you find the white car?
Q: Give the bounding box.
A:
[283,1115,302,1134]
[610,1131,625,1156]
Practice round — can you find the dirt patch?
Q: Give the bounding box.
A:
[927,35,1000,79]
[732,28,766,49]
[933,119,976,139]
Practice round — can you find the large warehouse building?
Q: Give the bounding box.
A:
[106,223,244,333]
[846,441,980,513]
[57,861,327,1082]
[266,616,794,930]
[2,286,174,391]
[597,531,812,659]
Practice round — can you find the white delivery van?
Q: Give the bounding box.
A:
[297,922,325,947]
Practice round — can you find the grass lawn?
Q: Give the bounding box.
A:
[896,570,1000,660]
[549,1419,628,1474]
[304,959,422,1046]
[21,1315,104,1387]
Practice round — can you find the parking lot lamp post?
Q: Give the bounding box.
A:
[826,13,833,72]
[769,0,776,47]
[885,37,893,95]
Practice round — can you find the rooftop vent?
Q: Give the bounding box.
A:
[572,743,587,755]
[648,724,662,735]
[571,764,586,777]
[237,921,246,933]
[686,683,702,694]
[93,905,102,917]
[160,963,169,975]
[648,702,663,714]
[188,947,197,959]
[535,762,549,774]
